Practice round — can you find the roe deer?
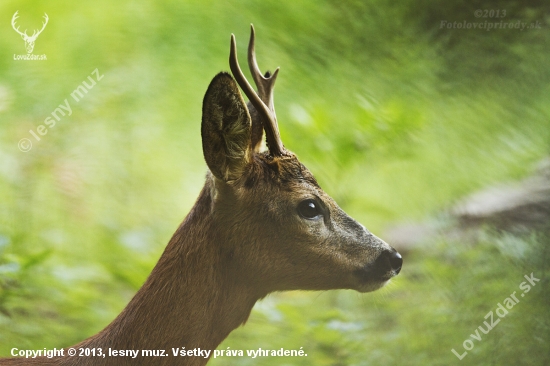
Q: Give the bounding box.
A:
[1,25,402,365]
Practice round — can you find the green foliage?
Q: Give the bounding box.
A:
[1,0,549,364]
[213,231,549,365]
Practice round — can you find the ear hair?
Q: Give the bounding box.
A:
[201,72,252,182]
[247,102,264,153]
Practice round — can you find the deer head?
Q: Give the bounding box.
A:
[11,11,49,54]
[0,26,404,364]
[200,25,402,294]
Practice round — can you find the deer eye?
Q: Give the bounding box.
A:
[297,199,322,219]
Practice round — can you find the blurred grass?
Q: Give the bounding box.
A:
[214,231,549,365]
[1,0,549,364]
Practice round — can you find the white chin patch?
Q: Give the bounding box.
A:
[357,279,390,293]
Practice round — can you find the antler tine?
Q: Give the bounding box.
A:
[35,13,49,37]
[247,25,280,113]
[229,28,285,157]
[11,11,26,36]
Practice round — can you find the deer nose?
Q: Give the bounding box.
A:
[389,251,402,274]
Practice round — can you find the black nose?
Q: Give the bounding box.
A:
[389,251,403,274]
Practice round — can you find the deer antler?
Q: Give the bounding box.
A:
[31,13,49,39]
[229,25,285,157]
[11,12,48,40]
[11,11,27,37]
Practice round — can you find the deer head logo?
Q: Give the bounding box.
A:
[11,11,49,54]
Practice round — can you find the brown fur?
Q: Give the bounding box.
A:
[1,54,401,366]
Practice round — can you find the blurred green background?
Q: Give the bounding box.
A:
[1,0,549,364]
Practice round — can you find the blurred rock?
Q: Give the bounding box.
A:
[453,158,550,232]
[385,158,550,252]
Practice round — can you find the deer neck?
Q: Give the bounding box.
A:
[81,180,260,358]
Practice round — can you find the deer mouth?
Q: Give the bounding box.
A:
[353,269,394,293]
[353,249,402,293]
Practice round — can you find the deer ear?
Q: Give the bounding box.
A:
[201,72,252,182]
